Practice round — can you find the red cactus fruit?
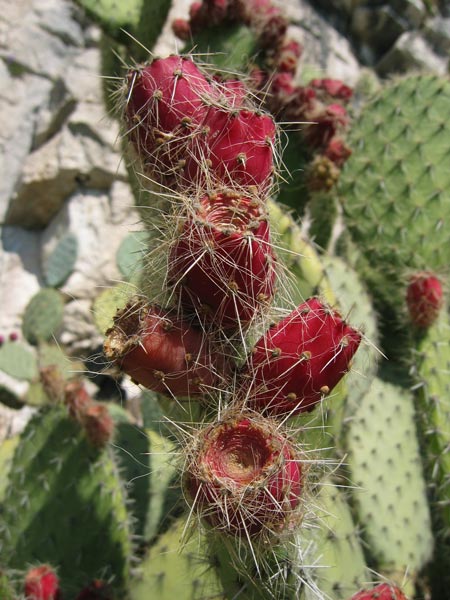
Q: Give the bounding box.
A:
[275,39,303,73]
[406,272,443,328]
[240,297,361,416]
[350,582,408,600]
[125,55,213,184]
[81,404,114,448]
[172,18,191,40]
[64,380,92,421]
[185,413,303,536]
[324,136,352,167]
[212,77,248,108]
[103,299,229,397]
[24,565,61,600]
[169,191,276,330]
[75,580,113,600]
[310,78,353,103]
[303,102,349,149]
[186,107,276,192]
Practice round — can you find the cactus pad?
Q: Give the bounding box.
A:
[116,231,148,283]
[345,377,433,578]
[92,282,135,335]
[0,407,133,595]
[42,232,78,288]
[0,341,38,381]
[22,289,64,346]
[340,74,450,316]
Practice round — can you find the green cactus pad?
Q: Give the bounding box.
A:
[38,343,84,380]
[92,282,136,335]
[42,233,78,288]
[116,231,148,283]
[345,377,433,578]
[268,199,335,307]
[22,289,65,346]
[0,407,133,595]
[0,569,15,600]
[297,480,370,600]
[129,518,223,600]
[0,436,20,503]
[322,255,379,412]
[339,74,450,324]
[412,308,450,596]
[0,341,38,382]
[76,0,143,37]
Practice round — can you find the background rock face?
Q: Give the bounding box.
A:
[0,0,447,419]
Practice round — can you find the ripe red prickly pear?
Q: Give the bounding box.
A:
[186,107,277,192]
[81,404,115,448]
[406,272,443,329]
[240,297,361,416]
[350,582,408,600]
[310,78,353,103]
[103,299,229,397]
[24,565,61,600]
[184,413,302,536]
[125,55,212,184]
[169,190,276,330]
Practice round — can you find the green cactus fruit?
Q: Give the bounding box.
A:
[411,307,450,597]
[345,377,433,583]
[267,199,335,307]
[92,282,135,335]
[339,74,450,352]
[116,231,148,283]
[0,406,133,595]
[297,479,370,600]
[42,232,78,288]
[0,341,38,382]
[129,518,223,600]
[22,289,65,346]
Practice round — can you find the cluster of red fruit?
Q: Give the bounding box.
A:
[104,53,362,540]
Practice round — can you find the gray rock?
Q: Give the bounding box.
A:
[285,1,362,85]
[351,6,406,63]
[376,30,448,76]
[424,16,450,56]
[0,403,36,443]
[59,298,103,354]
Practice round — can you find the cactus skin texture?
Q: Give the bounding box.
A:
[239,297,361,416]
[0,407,132,595]
[24,565,61,600]
[406,272,443,329]
[103,298,229,397]
[169,191,275,330]
[350,583,408,600]
[184,413,303,537]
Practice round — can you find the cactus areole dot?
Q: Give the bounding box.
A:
[185,415,302,536]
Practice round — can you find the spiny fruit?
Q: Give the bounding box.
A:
[185,106,277,192]
[24,565,61,600]
[169,190,276,330]
[240,297,361,416]
[184,413,303,536]
[103,299,229,397]
[125,54,212,185]
[75,579,113,600]
[406,271,443,329]
[80,404,115,448]
[350,582,408,600]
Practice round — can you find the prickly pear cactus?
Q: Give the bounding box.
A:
[339,74,450,346]
[0,406,133,596]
